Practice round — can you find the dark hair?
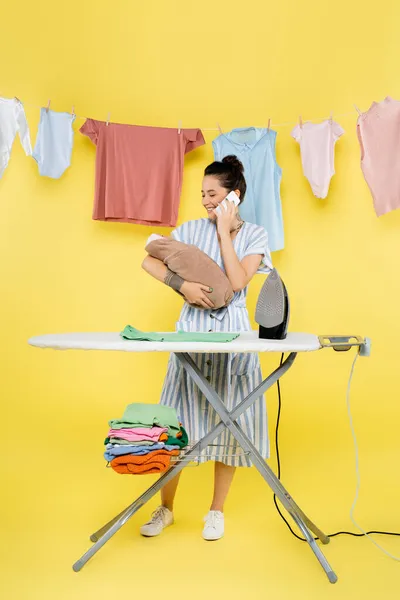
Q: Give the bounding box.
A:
[204,155,247,203]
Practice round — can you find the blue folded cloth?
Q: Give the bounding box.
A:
[104,443,180,462]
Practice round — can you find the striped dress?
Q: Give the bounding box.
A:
[160,218,273,467]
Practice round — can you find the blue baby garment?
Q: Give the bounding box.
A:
[33,108,75,179]
[213,128,284,251]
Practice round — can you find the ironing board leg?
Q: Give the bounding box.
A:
[291,513,338,584]
[175,352,337,584]
[73,351,336,582]
[88,352,296,543]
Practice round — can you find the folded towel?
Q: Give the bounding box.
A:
[109,449,180,474]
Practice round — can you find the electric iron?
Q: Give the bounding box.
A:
[255,268,290,340]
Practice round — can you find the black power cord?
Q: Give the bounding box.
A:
[272,353,400,541]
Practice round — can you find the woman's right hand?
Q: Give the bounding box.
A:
[180,281,215,309]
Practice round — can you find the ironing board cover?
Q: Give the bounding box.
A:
[29,331,321,353]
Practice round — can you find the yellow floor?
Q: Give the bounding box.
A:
[3,456,400,599]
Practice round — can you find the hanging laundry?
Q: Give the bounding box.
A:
[356,96,400,216]
[291,119,344,199]
[0,97,32,178]
[213,128,283,251]
[33,108,75,178]
[80,120,205,227]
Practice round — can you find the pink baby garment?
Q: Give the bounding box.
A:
[357,96,400,216]
[80,119,205,227]
[291,119,344,199]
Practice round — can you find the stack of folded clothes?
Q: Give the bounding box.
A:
[104,403,188,474]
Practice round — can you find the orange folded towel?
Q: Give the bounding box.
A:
[110,449,180,474]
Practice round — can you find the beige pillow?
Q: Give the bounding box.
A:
[145,236,234,309]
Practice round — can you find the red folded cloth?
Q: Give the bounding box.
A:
[110,449,180,474]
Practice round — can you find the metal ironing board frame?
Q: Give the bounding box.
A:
[28,332,368,584]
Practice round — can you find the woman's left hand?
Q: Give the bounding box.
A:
[213,200,237,236]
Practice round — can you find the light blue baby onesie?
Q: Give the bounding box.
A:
[213,127,284,252]
[33,108,75,178]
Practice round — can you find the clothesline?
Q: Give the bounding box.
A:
[8,95,359,129]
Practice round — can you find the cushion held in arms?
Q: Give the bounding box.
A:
[145,237,234,309]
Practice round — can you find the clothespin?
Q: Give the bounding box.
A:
[106,112,111,126]
[217,122,223,134]
[71,105,75,117]
[14,96,21,104]
[354,104,362,116]
[267,118,271,133]
[46,99,51,113]
[330,111,333,124]
[299,115,303,128]
[178,120,182,134]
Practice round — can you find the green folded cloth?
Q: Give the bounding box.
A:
[120,325,239,343]
[166,425,189,449]
[109,402,180,435]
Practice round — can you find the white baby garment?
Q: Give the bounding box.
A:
[0,97,32,178]
[291,119,344,199]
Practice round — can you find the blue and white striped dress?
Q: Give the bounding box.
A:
[160,218,273,467]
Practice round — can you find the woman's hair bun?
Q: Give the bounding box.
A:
[222,154,244,174]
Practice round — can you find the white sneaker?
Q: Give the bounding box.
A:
[140,506,174,537]
[202,510,224,540]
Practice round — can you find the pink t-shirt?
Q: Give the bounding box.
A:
[80,120,205,227]
[357,96,400,217]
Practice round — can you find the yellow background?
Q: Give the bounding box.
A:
[1,0,400,598]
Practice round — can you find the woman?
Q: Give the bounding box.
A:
[141,155,273,540]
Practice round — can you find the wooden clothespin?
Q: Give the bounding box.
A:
[71,105,75,117]
[299,115,303,128]
[354,104,362,116]
[106,112,111,126]
[14,96,21,104]
[46,99,51,113]
[178,120,182,134]
[267,118,271,133]
[217,122,223,134]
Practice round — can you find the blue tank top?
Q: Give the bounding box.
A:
[212,127,283,251]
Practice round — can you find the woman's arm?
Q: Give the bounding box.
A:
[141,256,215,308]
[219,232,262,292]
[141,255,168,282]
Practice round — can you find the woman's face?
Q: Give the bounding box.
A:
[202,176,239,221]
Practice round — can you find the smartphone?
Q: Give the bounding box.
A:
[215,190,240,215]
[225,190,240,206]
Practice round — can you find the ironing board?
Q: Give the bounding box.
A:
[28,331,368,583]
